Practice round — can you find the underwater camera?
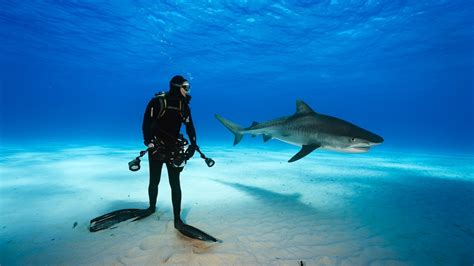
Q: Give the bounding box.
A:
[128,142,215,171]
[169,137,190,168]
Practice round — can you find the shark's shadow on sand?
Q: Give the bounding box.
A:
[213,179,318,215]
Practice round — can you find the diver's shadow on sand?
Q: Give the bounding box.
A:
[212,179,317,214]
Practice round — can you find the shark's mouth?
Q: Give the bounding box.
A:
[352,146,370,152]
[349,141,382,152]
[346,143,374,153]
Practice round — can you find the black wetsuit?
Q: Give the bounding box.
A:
[142,88,196,223]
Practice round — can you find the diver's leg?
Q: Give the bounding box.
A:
[148,154,164,212]
[166,163,184,226]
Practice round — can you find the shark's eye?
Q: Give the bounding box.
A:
[351,138,356,142]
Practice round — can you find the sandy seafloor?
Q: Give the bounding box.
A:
[0,144,473,265]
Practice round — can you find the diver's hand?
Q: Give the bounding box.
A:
[185,144,197,160]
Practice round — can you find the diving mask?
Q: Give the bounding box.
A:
[173,81,191,93]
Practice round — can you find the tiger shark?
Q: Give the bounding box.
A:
[215,100,383,162]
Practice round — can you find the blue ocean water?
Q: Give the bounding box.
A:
[0,0,472,152]
[0,1,473,265]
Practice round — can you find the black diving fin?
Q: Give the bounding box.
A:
[175,221,221,243]
[89,208,154,232]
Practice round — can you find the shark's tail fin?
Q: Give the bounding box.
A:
[215,114,244,146]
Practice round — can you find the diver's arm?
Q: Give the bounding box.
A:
[184,105,197,146]
[142,98,159,146]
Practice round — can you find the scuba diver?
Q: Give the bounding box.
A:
[141,75,196,228]
[89,75,218,242]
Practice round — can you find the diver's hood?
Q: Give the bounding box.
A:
[169,86,182,97]
[167,88,191,103]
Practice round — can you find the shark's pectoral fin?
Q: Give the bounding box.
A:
[288,144,320,163]
[262,134,272,142]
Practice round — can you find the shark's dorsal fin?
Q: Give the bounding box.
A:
[296,100,315,114]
